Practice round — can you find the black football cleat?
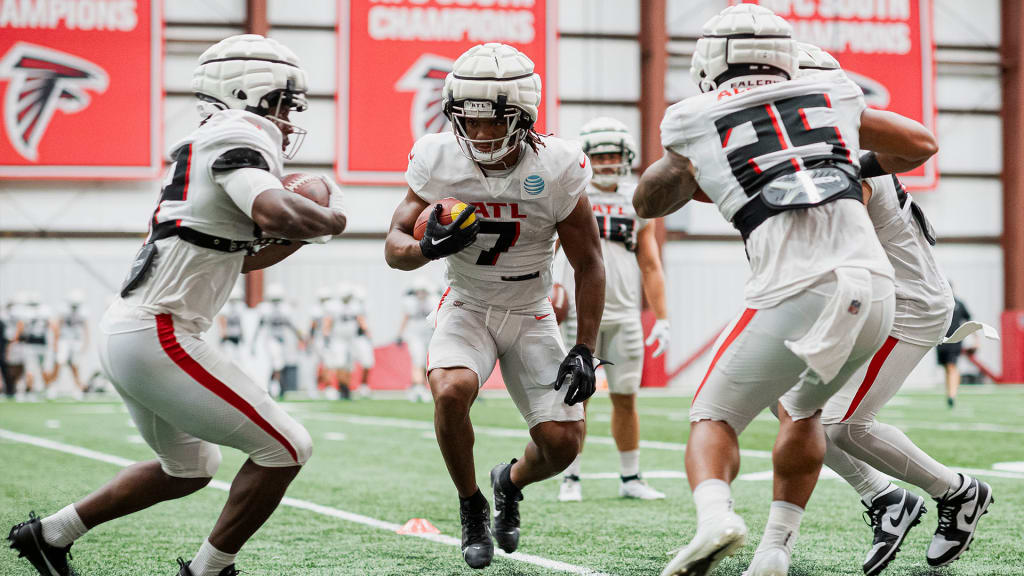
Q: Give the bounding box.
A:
[927,475,993,567]
[459,496,494,569]
[490,461,523,553]
[7,512,77,576]
[861,486,926,576]
[176,558,240,576]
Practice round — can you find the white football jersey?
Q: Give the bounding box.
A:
[257,301,297,343]
[558,182,647,324]
[332,299,363,341]
[21,305,51,345]
[112,110,285,334]
[406,132,591,311]
[661,71,892,308]
[402,294,436,343]
[866,175,953,346]
[59,306,88,342]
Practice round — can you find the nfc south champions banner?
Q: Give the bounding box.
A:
[337,0,556,185]
[0,0,161,179]
[734,0,937,189]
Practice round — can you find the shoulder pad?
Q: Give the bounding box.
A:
[212,148,271,173]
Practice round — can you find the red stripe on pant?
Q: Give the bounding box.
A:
[692,308,757,405]
[155,313,299,464]
[841,335,899,422]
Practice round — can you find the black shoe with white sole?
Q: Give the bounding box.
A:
[175,558,240,576]
[861,486,925,576]
[459,496,494,569]
[7,512,76,576]
[490,460,523,553]
[927,474,993,567]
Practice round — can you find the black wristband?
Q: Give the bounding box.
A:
[859,151,887,178]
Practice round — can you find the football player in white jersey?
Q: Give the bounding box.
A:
[632,6,939,575]
[308,286,336,394]
[52,290,90,398]
[217,286,247,367]
[8,35,346,576]
[791,44,994,576]
[555,117,670,502]
[347,285,376,398]
[253,284,304,398]
[20,292,56,399]
[385,43,605,569]
[397,275,439,402]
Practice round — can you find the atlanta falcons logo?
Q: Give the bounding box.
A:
[0,42,108,161]
[395,54,453,140]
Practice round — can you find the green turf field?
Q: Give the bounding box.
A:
[2,386,1023,576]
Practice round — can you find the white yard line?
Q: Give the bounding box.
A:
[0,428,613,576]
[295,412,775,459]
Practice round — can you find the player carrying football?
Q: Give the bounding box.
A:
[385,43,605,570]
[8,35,347,576]
[632,5,938,575]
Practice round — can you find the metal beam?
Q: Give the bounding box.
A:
[639,0,667,252]
[1003,0,1023,309]
[245,0,269,307]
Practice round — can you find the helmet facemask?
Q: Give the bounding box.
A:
[586,147,632,189]
[448,95,527,167]
[254,84,308,160]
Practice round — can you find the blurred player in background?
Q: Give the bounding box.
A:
[52,290,90,399]
[2,297,25,400]
[397,275,437,402]
[935,283,973,408]
[634,5,940,575]
[555,117,669,503]
[217,286,247,366]
[349,284,376,398]
[385,43,605,569]
[8,34,346,576]
[20,292,56,399]
[794,44,995,575]
[308,286,337,395]
[326,283,361,399]
[253,283,304,398]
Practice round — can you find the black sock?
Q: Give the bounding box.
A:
[461,488,488,510]
[499,460,522,498]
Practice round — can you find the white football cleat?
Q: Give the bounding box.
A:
[928,474,993,566]
[742,547,790,576]
[558,475,582,502]
[661,512,748,576]
[620,476,666,500]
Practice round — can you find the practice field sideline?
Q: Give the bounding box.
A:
[2,387,1022,576]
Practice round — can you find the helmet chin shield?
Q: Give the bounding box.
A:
[449,96,526,165]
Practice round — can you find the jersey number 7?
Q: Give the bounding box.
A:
[715,93,853,196]
[474,221,520,265]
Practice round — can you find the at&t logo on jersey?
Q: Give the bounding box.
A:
[523,174,545,196]
[0,42,108,161]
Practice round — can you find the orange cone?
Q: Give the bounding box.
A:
[396,518,441,535]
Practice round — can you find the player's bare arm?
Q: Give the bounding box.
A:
[556,195,604,352]
[635,224,667,320]
[384,189,432,270]
[250,188,347,241]
[242,243,303,273]
[859,109,939,175]
[633,149,701,218]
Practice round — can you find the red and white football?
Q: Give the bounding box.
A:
[413,197,476,241]
[550,283,570,325]
[281,173,330,207]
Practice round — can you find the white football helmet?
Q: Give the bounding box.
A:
[691,4,797,93]
[336,282,355,303]
[579,117,636,189]
[443,43,542,165]
[192,34,309,159]
[796,42,841,77]
[67,290,85,306]
[315,286,332,303]
[265,283,285,302]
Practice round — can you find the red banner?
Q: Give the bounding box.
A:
[734,0,937,189]
[0,0,162,179]
[336,0,556,185]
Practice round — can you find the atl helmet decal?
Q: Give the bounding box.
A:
[395,54,453,140]
[0,42,109,161]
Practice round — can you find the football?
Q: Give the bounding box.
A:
[282,173,331,207]
[413,197,476,241]
[550,282,570,325]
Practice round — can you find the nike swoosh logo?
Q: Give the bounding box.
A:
[534,314,550,320]
[29,528,60,576]
[431,235,451,245]
[579,158,586,168]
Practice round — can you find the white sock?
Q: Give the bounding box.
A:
[755,501,803,556]
[190,539,236,576]
[619,449,640,478]
[693,479,733,525]
[564,453,582,477]
[40,504,88,548]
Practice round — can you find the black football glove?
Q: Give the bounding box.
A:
[554,344,612,406]
[419,203,479,260]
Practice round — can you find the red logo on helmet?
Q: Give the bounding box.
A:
[0,42,109,162]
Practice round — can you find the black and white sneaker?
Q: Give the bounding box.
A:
[458,496,494,569]
[861,486,925,576]
[490,461,523,553]
[927,474,993,566]
[7,512,77,576]
[175,558,240,576]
